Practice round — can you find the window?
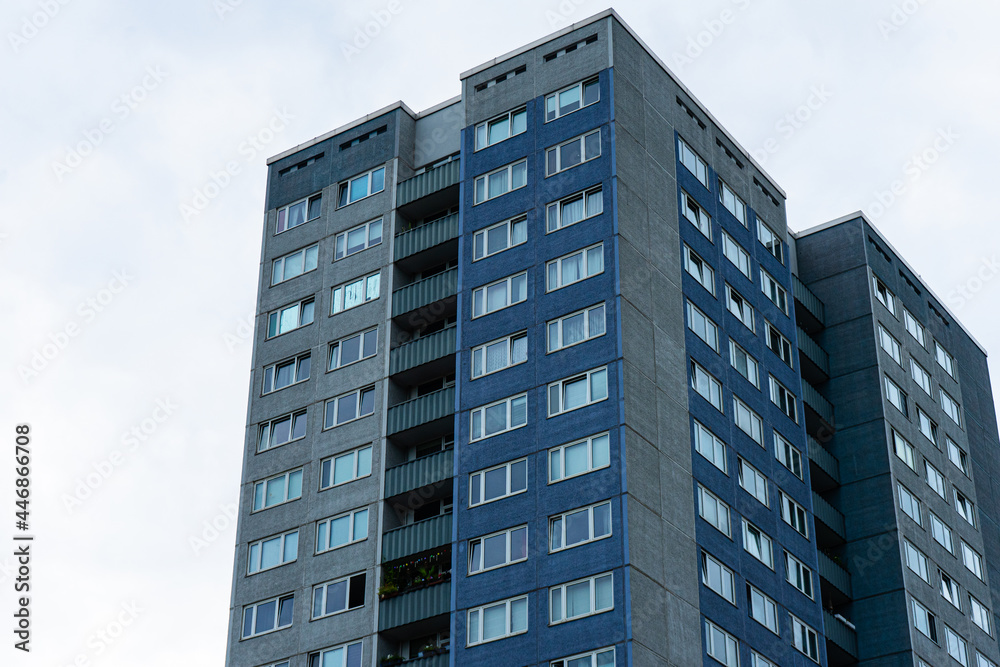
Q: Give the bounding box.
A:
[258,410,307,452]
[472,332,527,378]
[751,652,777,667]
[742,520,774,568]
[917,408,938,445]
[687,301,719,351]
[757,219,783,263]
[312,573,366,619]
[885,376,908,416]
[699,485,732,537]
[719,179,747,226]
[898,484,922,525]
[550,647,615,667]
[472,271,527,318]
[682,190,712,239]
[775,431,803,479]
[272,244,319,284]
[956,492,976,527]
[276,193,321,233]
[704,618,739,667]
[940,570,962,609]
[263,353,310,394]
[702,551,736,603]
[694,421,727,473]
[546,243,604,291]
[335,218,382,260]
[739,459,769,507]
[248,530,298,575]
[678,136,709,188]
[873,276,896,316]
[466,595,528,646]
[978,653,998,667]
[780,492,808,538]
[469,525,528,574]
[474,159,527,204]
[903,540,930,582]
[691,361,723,411]
[936,341,956,378]
[307,641,363,667]
[948,439,969,475]
[904,308,925,346]
[475,106,527,150]
[267,297,315,338]
[962,542,984,580]
[761,270,788,314]
[747,585,779,634]
[912,598,938,642]
[547,303,605,352]
[892,430,916,470]
[549,572,613,624]
[726,285,754,331]
[879,325,902,364]
[331,272,380,314]
[549,500,612,551]
[930,512,953,552]
[471,393,528,441]
[546,186,603,232]
[549,432,610,483]
[722,232,751,279]
[242,594,294,638]
[946,625,969,666]
[474,215,527,261]
[548,367,608,416]
[941,390,962,427]
[790,615,820,662]
[733,396,763,444]
[323,386,375,429]
[971,596,992,636]
[329,328,378,371]
[470,458,527,506]
[769,377,797,423]
[338,166,385,207]
[785,552,813,598]
[926,462,946,499]
[730,340,759,387]
[684,246,715,294]
[546,129,601,175]
[252,469,303,512]
[766,322,793,367]
[911,359,932,395]
[319,445,372,490]
[545,77,599,122]
[316,508,369,553]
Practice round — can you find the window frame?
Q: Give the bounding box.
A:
[545,242,604,292]
[722,231,751,280]
[742,519,774,569]
[319,445,373,491]
[760,269,788,315]
[682,189,712,239]
[730,339,760,388]
[546,128,601,176]
[878,324,902,365]
[962,541,984,581]
[687,300,719,352]
[337,166,386,208]
[930,511,954,553]
[547,303,606,353]
[790,614,820,663]
[251,468,303,512]
[471,271,528,318]
[766,322,793,367]
[885,375,908,417]
[547,366,609,417]
[550,647,615,667]
[702,551,736,604]
[892,429,917,471]
[266,297,315,339]
[548,571,614,625]
[471,392,528,441]
[473,214,527,261]
[785,551,814,599]
[548,500,613,552]
[306,641,363,667]
[757,218,783,264]
[471,331,528,379]
[262,352,311,395]
[779,492,809,538]
[684,245,715,295]
[678,135,709,188]
[247,529,299,575]
[469,458,528,507]
[271,243,320,285]
[694,420,727,473]
[726,284,755,331]
[734,395,763,445]
[466,595,528,646]
[545,76,600,122]
[911,357,932,395]
[545,185,604,233]
[774,431,804,480]
[276,193,321,234]
[941,389,962,427]
[747,584,779,634]
[738,458,769,507]
[548,432,611,484]
[903,308,926,346]
[258,409,307,453]
[474,158,527,205]
[468,524,528,575]
[315,507,369,554]
[873,275,897,316]
[322,385,376,430]
[328,327,378,371]
[311,572,366,620]
[699,485,732,537]
[475,106,527,150]
[242,593,294,639]
[769,376,798,423]
[903,539,930,582]
[691,360,724,412]
[719,178,747,226]
[898,483,922,526]
[331,271,380,315]
[334,217,383,261]
[936,341,956,378]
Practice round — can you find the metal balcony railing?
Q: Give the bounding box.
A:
[391,268,458,318]
[389,325,456,376]
[793,274,826,326]
[386,387,455,436]
[378,581,450,630]
[382,514,453,563]
[384,450,454,498]
[812,491,846,540]
[817,551,851,598]
[824,610,858,659]
[797,326,830,377]
[808,437,840,485]
[396,160,461,208]
[395,213,459,262]
[802,379,835,425]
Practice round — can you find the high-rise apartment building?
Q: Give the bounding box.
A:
[224,9,1000,667]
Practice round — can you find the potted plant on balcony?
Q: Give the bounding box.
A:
[377,577,399,600]
[379,655,403,667]
[418,643,444,657]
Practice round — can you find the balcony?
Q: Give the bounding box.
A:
[812,491,846,545]
[817,551,851,600]
[802,379,835,436]
[381,654,450,667]
[793,274,826,332]
[397,160,461,209]
[395,213,459,268]
[387,387,455,440]
[797,326,830,383]
[379,581,450,631]
[382,514,453,563]
[808,437,840,490]
[824,610,859,664]
[385,450,454,499]
[392,268,458,322]
[389,325,457,383]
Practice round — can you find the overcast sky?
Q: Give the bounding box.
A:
[2,0,999,664]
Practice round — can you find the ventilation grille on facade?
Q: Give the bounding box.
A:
[278,152,324,176]
[543,34,599,62]
[474,65,527,93]
[340,125,388,151]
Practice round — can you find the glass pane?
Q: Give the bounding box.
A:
[483,533,507,569]
[468,610,480,644]
[593,434,610,468]
[547,148,558,175]
[583,79,599,106]
[338,184,349,207]
[261,537,281,569]
[288,201,306,228]
[343,280,364,310]
[279,304,298,334]
[562,253,582,284]
[510,396,527,426]
[587,190,603,217]
[335,235,345,260]
[301,300,314,324]
[475,177,485,204]
[485,340,508,373]
[484,402,507,436]
[565,509,589,545]
[359,388,374,415]
[472,410,482,439]
[283,532,298,562]
[511,109,526,135]
[512,161,526,189]
[255,600,276,633]
[563,377,588,410]
[472,347,483,377]
[291,413,306,439]
[476,124,487,150]
[248,543,260,571]
[294,355,309,381]
[370,168,384,194]
[585,132,601,160]
[510,598,527,633]
[594,503,611,537]
[305,245,319,271]
[546,94,557,121]
[353,509,368,539]
[470,474,481,504]
[474,232,485,259]
[470,540,482,572]
[317,522,328,550]
[551,517,563,550]
[512,335,527,364]
[551,587,563,622]
[369,219,382,245]
[333,453,354,485]
[561,141,581,170]
[287,471,302,499]
[285,251,304,278]
[547,204,559,232]
[482,605,506,640]
[346,227,367,255]
[591,369,608,401]
[330,516,350,546]
[595,575,612,610]
[512,273,526,302]
[562,196,584,226]
[565,581,591,618]
[484,467,506,501]
[363,329,377,358]
[272,417,291,445]
[341,334,361,365]
[486,282,508,312]
[487,224,508,255]
[349,175,368,202]
[346,643,362,667]
[337,394,358,424]
[275,362,294,389]
[559,86,581,116]
[587,246,603,275]
[357,447,372,477]
[488,170,508,198]
[547,262,559,290]
[308,195,322,219]
[562,313,585,346]
[488,116,509,144]
[511,218,526,244]
[589,305,605,337]
[550,450,562,480]
[265,477,286,506]
[565,441,588,477]
[326,580,347,614]
[511,527,527,560]
[276,208,287,233]
[510,460,527,492]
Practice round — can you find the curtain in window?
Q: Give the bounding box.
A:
[563,377,588,410]
[484,403,507,436]
[288,201,306,228]
[511,336,527,365]
[561,254,582,285]
[485,340,509,374]
[343,280,364,310]
[486,283,507,312]
[561,196,584,227]
[488,170,508,199]
[482,605,506,640]
[565,580,591,618]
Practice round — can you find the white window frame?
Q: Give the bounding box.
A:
[941,390,962,427]
[258,410,307,453]
[466,595,528,646]
[468,524,528,574]
[898,483,922,526]
[912,598,938,642]
[307,641,363,667]
[904,308,925,346]
[678,135,709,188]
[780,492,809,538]
[790,614,820,663]
[272,243,319,285]
[548,572,614,624]
[955,491,976,527]
[785,551,814,598]
[747,584,779,634]
[684,245,715,295]
[734,396,763,445]
[546,242,604,292]
[545,185,603,232]
[769,376,798,423]
[682,190,712,239]
[917,407,938,445]
[247,529,298,575]
[766,322,793,367]
[722,231,751,280]
[546,129,601,176]
[948,438,970,476]
[315,507,369,553]
[329,327,378,371]
[751,652,777,667]
[242,593,294,639]
[276,192,322,234]
[911,358,932,395]
[761,269,788,315]
[926,461,946,500]
[548,432,610,484]
[892,429,916,471]
[473,214,527,261]
[873,276,897,316]
[472,271,528,318]
[334,217,382,261]
[471,393,528,442]
[971,596,993,636]
[337,166,385,207]
[757,219,783,264]
[319,445,373,490]
[550,647,615,667]
[946,624,970,666]
[879,325,902,365]
[742,519,774,569]
[545,76,600,122]
[252,468,303,512]
[694,420,727,473]
[930,512,954,553]
[331,272,380,315]
[936,341,956,378]
[885,376,908,417]
[474,159,527,204]
[262,353,311,395]
[548,500,613,552]
[738,458,769,507]
[471,331,527,379]
[547,303,606,353]
[730,340,759,388]
[475,106,527,150]
[469,458,527,507]
[719,179,747,226]
[940,570,962,609]
[704,618,739,667]
[726,285,754,331]
[702,551,736,604]
[775,431,804,480]
[903,540,930,582]
[977,653,998,667]
[311,572,366,620]
[692,360,724,412]
[962,542,984,581]
[547,366,608,417]
[323,386,376,429]
[687,300,719,352]
[266,297,315,338]
[699,485,732,537]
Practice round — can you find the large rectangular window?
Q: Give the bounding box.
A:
[682,190,712,239]
[331,272,380,314]
[878,325,901,364]
[694,420,727,473]
[747,585,779,634]
[338,166,385,207]
[898,484,922,525]
[766,322,793,367]
[769,376,797,423]
[780,492,808,538]
[474,159,527,204]
[687,301,719,352]
[549,432,610,483]
[545,77,599,122]
[757,219,783,263]
[475,106,527,150]
[873,276,896,316]
[704,618,739,667]
[734,396,763,444]
[785,552,813,598]
[272,244,319,284]
[329,328,378,371]
[319,445,372,490]
[262,353,311,395]
[548,367,608,417]
[307,642,363,667]
[316,507,369,553]
[691,360,723,412]
[962,542,984,580]
[471,393,527,441]
[904,308,925,346]
[549,500,612,552]
[258,410,307,452]
[335,218,382,261]
[892,429,916,471]
[242,593,294,639]
[474,215,527,261]
[702,552,735,604]
[469,525,528,574]
[684,245,715,295]
[722,232,751,279]
[936,341,956,378]
[912,598,937,641]
[911,358,932,394]
[699,485,731,537]
[726,285,754,331]
[678,136,709,188]
[472,272,527,318]
[903,540,929,582]
[472,331,527,379]
[946,625,969,666]
[885,376,908,416]
[546,243,604,291]
[926,461,947,499]
[971,596,993,636]
[761,270,788,314]
[276,193,321,233]
[546,129,601,175]
[549,572,613,624]
[267,297,315,338]
[547,303,605,353]
[948,438,970,476]
[469,458,527,507]
[248,530,298,575]
[312,573,366,619]
[941,390,962,427]
[775,431,803,480]
[930,512,953,552]
[466,595,528,646]
[546,185,603,232]
[323,386,375,429]
[917,408,938,445]
[955,491,976,527]
[738,458,769,507]
[790,615,820,662]
[742,520,773,568]
[719,179,746,226]
[252,469,303,512]
[730,340,759,388]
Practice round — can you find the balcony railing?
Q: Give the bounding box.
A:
[387,387,455,436]
[812,491,846,540]
[797,326,830,377]
[824,610,859,659]
[389,325,457,376]
[384,450,454,498]
[379,581,450,630]
[392,269,458,318]
[382,514,453,563]
[808,437,840,485]
[801,379,835,425]
[383,653,450,667]
[396,160,461,208]
[817,551,851,598]
[395,213,459,262]
[793,274,826,326]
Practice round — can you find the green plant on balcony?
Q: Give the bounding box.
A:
[377,572,400,600]
[379,655,403,667]
[418,643,444,657]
